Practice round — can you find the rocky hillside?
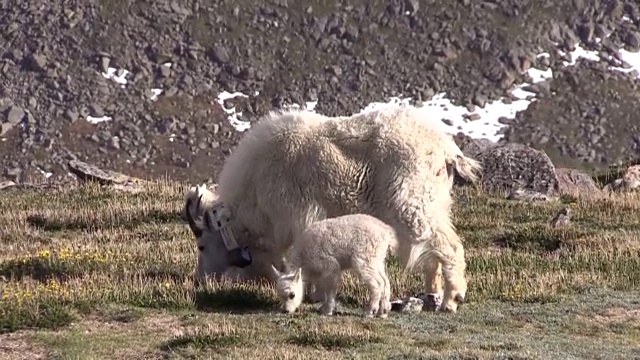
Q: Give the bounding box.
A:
[1,0,640,186]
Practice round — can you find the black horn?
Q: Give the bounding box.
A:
[185,195,203,238]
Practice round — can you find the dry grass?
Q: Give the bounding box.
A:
[1,181,640,359]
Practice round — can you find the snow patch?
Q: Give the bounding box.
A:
[149,88,163,101]
[216,91,252,132]
[86,116,112,124]
[101,67,129,87]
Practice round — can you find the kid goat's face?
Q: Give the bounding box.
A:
[273,266,304,313]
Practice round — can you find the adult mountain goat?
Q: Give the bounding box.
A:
[190,105,482,313]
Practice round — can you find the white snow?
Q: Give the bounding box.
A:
[37,167,53,179]
[149,88,163,101]
[216,91,252,132]
[101,67,129,87]
[280,100,319,112]
[86,115,112,124]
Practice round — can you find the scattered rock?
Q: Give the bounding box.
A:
[390,297,423,313]
[0,180,16,190]
[475,143,559,195]
[555,168,604,198]
[454,134,497,158]
[89,104,104,117]
[1,122,14,136]
[418,293,443,312]
[390,292,443,313]
[25,53,47,72]
[3,167,22,182]
[64,109,79,122]
[0,0,637,188]
[4,106,25,124]
[507,188,553,202]
[603,165,640,192]
[67,159,148,186]
[210,45,230,64]
[100,56,111,73]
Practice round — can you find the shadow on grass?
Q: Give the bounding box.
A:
[194,285,278,314]
[0,257,85,283]
[26,210,179,232]
[413,338,452,351]
[0,302,75,334]
[100,307,145,324]
[491,225,589,252]
[0,257,188,285]
[143,269,189,284]
[161,332,246,352]
[288,330,384,351]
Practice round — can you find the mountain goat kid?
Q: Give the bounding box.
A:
[272,214,398,318]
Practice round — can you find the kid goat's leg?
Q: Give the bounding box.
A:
[317,273,340,316]
[377,266,392,318]
[356,265,383,318]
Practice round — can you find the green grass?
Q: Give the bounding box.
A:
[1,181,640,359]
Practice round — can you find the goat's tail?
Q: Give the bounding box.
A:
[447,153,482,183]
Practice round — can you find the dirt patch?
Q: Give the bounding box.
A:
[593,307,640,326]
[0,332,48,360]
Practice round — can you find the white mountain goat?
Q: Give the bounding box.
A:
[272,214,398,318]
[191,105,482,313]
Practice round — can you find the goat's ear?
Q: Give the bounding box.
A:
[271,264,283,278]
[293,267,302,282]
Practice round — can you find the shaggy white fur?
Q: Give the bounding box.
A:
[195,105,481,312]
[272,214,398,318]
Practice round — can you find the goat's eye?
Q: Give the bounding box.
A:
[288,293,295,300]
[198,245,205,251]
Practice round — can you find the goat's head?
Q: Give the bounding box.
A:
[272,265,304,314]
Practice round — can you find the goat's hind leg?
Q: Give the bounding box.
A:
[355,265,384,318]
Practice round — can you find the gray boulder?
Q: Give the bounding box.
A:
[555,168,603,198]
[475,143,559,195]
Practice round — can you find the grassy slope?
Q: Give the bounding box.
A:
[0,182,639,360]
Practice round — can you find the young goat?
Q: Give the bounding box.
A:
[272,214,399,318]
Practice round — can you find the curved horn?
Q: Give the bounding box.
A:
[185,195,203,238]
